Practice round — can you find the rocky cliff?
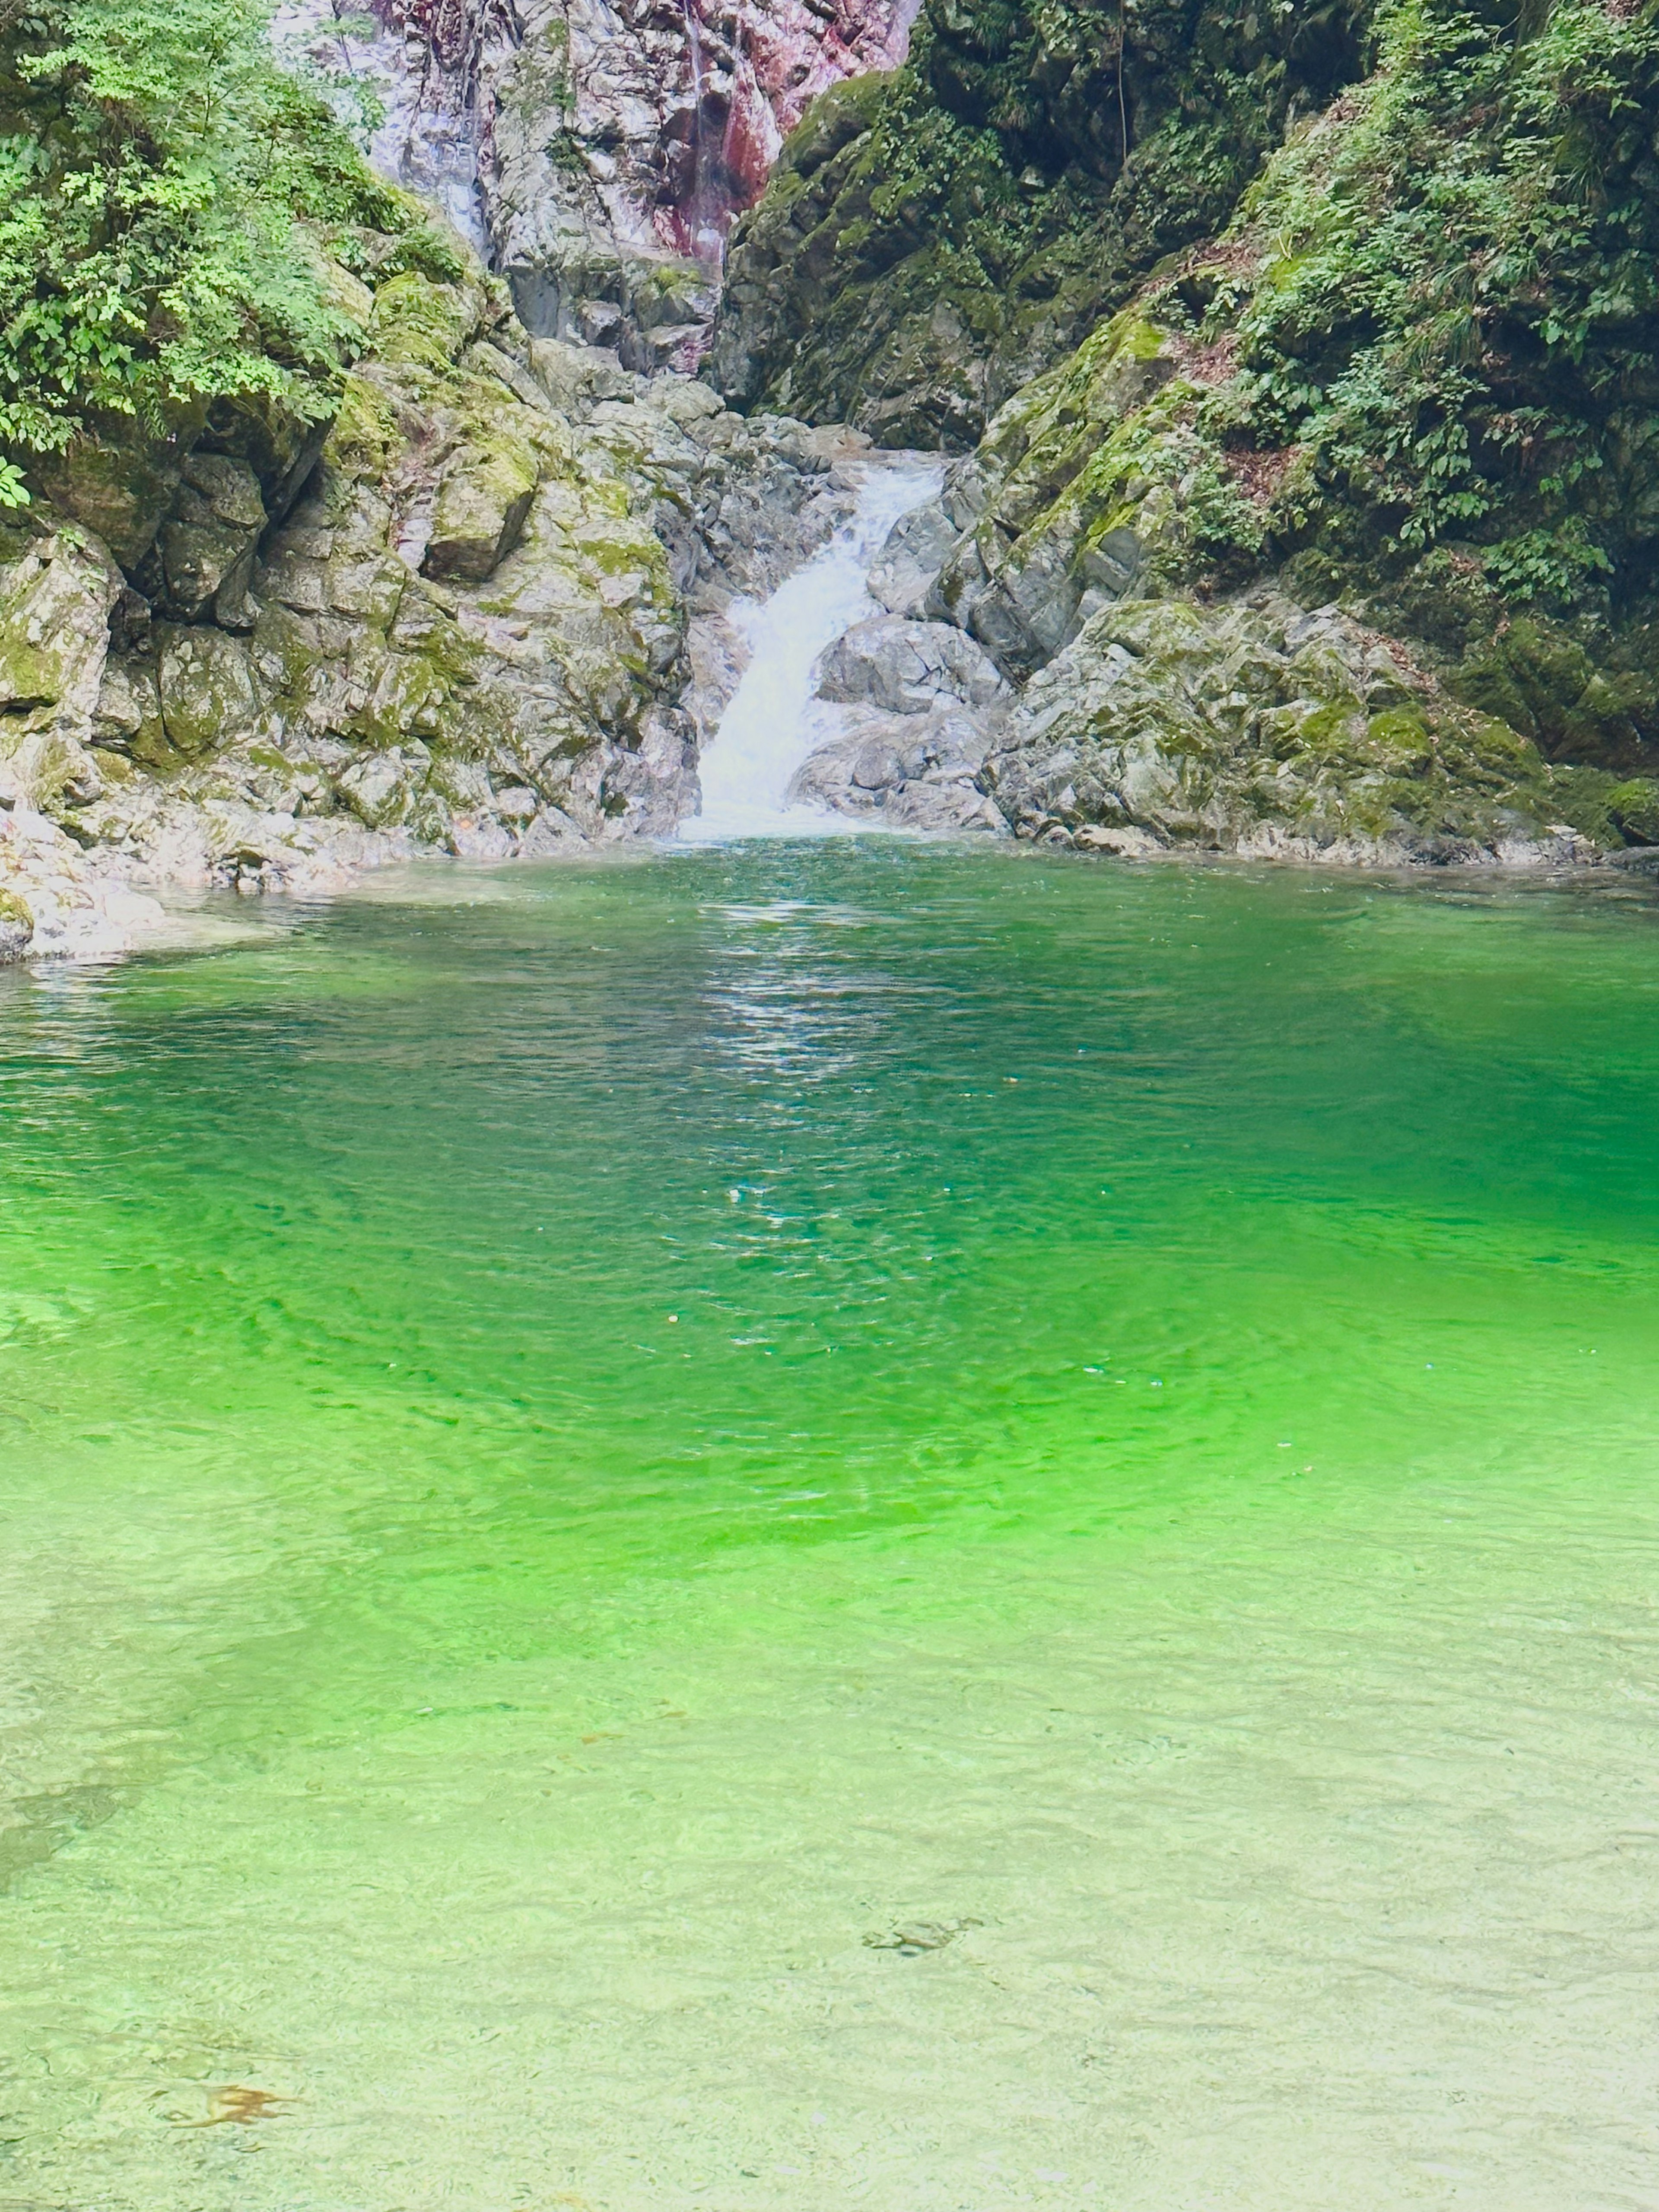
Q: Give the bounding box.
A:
[743,0,1659,862]
[285,0,919,369]
[0,251,859,950]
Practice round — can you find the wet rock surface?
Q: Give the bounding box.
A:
[816,615,1008,716]
[788,609,1010,836]
[788,706,1007,834]
[0,807,168,964]
[0,253,865,946]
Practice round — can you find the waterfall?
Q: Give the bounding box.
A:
[680,459,944,843]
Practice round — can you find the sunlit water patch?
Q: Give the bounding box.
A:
[1,844,1657,2209]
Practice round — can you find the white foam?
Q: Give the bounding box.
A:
[680,458,944,843]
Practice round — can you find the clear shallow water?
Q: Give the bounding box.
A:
[2,844,1658,2208]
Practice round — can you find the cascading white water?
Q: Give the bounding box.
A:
[680,458,944,842]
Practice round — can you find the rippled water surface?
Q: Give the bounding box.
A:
[3,842,1658,2209]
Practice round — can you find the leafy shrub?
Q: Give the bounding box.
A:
[1222,0,1659,605]
[0,0,420,486]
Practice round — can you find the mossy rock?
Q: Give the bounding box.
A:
[425,428,543,584]
[370,273,476,374]
[29,431,192,573]
[1449,620,1655,775]
[983,591,1558,854]
[156,627,261,760]
[0,887,33,961]
[1605,777,1659,847]
[0,528,119,725]
[710,3,1374,445]
[325,375,403,478]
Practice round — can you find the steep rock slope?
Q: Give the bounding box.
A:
[711,0,1375,444]
[783,0,1659,860]
[286,0,920,369]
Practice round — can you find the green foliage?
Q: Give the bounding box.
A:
[1220,0,1659,606]
[1605,775,1659,844]
[719,0,1380,442]
[0,0,422,489]
[1088,385,1272,585]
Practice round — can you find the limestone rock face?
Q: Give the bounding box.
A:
[492,0,918,366]
[280,0,918,370]
[982,595,1580,864]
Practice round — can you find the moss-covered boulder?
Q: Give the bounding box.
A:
[0,524,121,808]
[155,628,261,760]
[982,593,1583,861]
[424,423,544,584]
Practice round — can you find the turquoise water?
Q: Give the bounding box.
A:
[2,841,1658,2208]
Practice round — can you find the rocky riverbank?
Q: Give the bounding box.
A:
[4,0,1659,961]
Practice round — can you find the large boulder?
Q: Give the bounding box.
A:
[788,704,1007,835]
[815,616,1009,716]
[154,627,262,760]
[867,500,961,617]
[424,430,542,582]
[981,594,1576,861]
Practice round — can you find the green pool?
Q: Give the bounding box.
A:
[2,840,1656,2209]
